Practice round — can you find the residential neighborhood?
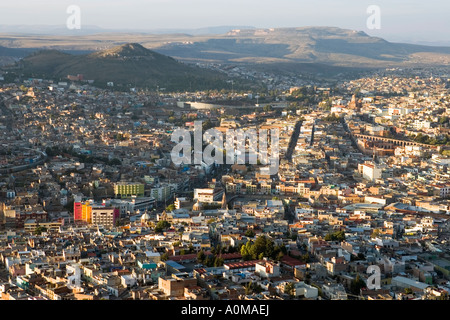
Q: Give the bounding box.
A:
[1,67,450,301]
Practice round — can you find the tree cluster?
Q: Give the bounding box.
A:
[350,274,366,295]
[323,113,342,122]
[324,230,346,242]
[197,248,224,267]
[165,204,175,212]
[410,133,450,146]
[155,220,171,233]
[240,235,285,261]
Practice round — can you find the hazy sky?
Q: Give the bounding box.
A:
[1,0,449,43]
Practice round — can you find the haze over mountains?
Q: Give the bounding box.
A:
[1,27,450,67]
[0,25,256,36]
[1,26,450,88]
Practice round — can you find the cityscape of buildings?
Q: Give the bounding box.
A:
[0,64,449,302]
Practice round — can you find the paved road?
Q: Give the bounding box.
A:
[285,120,302,161]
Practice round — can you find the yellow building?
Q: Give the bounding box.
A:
[82,201,93,223]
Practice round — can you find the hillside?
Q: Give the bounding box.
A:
[2,27,450,68]
[3,27,450,81]
[15,43,230,91]
[152,27,450,67]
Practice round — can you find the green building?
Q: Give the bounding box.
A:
[114,182,145,198]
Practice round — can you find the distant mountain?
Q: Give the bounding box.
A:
[0,24,255,36]
[145,26,256,36]
[14,43,230,90]
[3,26,450,79]
[151,27,450,68]
[0,24,106,36]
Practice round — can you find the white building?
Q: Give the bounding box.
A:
[121,274,137,288]
[193,187,224,203]
[293,281,319,299]
[412,119,431,130]
[358,162,382,182]
[255,261,280,278]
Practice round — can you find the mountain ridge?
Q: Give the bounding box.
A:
[12,43,231,91]
[2,26,450,86]
[150,27,450,67]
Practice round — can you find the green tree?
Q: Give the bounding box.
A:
[213,256,224,267]
[245,282,263,295]
[35,226,47,235]
[202,120,214,131]
[300,253,310,263]
[241,235,283,261]
[197,250,206,263]
[245,229,255,238]
[350,274,366,295]
[371,228,382,238]
[161,252,169,261]
[240,241,253,261]
[245,282,252,295]
[204,255,214,267]
[276,251,285,262]
[251,235,268,259]
[325,230,346,242]
[172,241,182,247]
[165,204,175,212]
[155,220,171,233]
[323,113,341,122]
[211,244,222,255]
[404,288,413,295]
[284,282,296,298]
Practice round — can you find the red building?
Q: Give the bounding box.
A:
[73,202,82,221]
